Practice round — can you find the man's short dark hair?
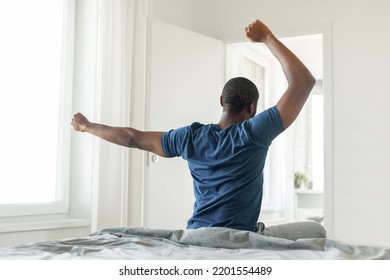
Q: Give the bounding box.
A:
[221,77,259,113]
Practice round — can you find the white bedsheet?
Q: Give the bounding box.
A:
[0,227,389,260]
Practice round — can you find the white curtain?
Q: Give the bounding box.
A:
[91,0,147,230]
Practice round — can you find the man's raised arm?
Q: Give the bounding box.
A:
[71,112,165,157]
[245,19,316,129]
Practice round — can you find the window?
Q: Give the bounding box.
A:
[227,33,324,222]
[293,80,324,191]
[0,0,74,218]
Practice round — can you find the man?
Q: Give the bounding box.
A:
[72,20,326,240]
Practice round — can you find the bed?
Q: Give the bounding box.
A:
[0,226,389,260]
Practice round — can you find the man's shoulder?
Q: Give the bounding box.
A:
[244,106,285,145]
[254,105,280,118]
[249,106,283,126]
[190,122,205,130]
[163,122,210,141]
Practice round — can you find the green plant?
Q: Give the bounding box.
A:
[294,171,309,189]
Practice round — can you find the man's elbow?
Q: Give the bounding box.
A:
[122,128,138,148]
[291,73,316,96]
[297,72,316,97]
[304,71,316,91]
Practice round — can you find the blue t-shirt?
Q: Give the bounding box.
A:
[161,106,284,231]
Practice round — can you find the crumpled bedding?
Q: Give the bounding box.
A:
[0,227,389,260]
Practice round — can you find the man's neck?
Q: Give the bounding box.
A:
[217,110,249,130]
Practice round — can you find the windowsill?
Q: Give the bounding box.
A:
[295,189,324,194]
[0,218,91,234]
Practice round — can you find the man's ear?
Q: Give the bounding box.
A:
[220,95,224,107]
[248,102,256,116]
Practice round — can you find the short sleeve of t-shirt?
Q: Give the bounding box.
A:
[246,105,285,147]
[161,124,191,158]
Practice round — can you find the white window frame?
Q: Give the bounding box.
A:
[0,0,75,219]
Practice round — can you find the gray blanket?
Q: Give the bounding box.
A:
[0,227,389,259]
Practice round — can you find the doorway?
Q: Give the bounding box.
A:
[226,34,325,224]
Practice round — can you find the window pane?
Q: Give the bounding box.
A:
[0,1,64,204]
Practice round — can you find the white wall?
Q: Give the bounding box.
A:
[147,0,390,246]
